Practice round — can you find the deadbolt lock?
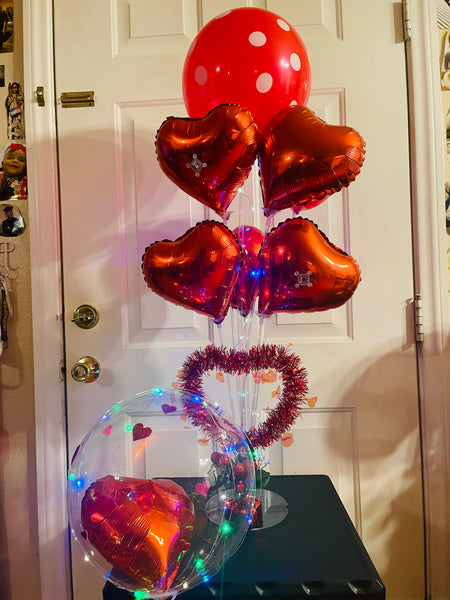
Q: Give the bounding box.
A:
[71,304,99,329]
[71,356,100,383]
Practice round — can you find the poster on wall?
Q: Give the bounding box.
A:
[0,6,13,53]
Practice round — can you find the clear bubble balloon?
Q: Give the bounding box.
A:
[67,388,256,599]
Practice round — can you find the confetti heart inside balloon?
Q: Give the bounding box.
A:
[195,480,210,497]
[141,220,242,324]
[259,105,366,215]
[258,217,361,315]
[161,404,177,414]
[132,423,152,441]
[81,475,195,592]
[156,104,259,217]
[281,432,294,447]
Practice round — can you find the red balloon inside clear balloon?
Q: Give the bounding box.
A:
[182,8,311,134]
[231,225,264,317]
[81,476,195,592]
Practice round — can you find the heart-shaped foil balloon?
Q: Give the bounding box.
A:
[142,220,242,324]
[81,475,195,592]
[230,225,264,317]
[258,218,361,315]
[259,105,366,216]
[156,104,259,217]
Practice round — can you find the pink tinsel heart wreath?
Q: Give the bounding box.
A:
[177,344,308,449]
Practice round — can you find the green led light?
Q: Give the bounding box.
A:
[195,558,204,570]
[134,591,147,600]
[113,404,120,411]
[221,522,232,535]
[126,425,133,431]
[68,473,75,480]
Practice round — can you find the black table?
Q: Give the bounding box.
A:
[103,475,385,599]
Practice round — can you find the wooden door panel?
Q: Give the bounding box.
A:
[116,101,212,348]
[115,0,197,58]
[264,89,354,342]
[267,408,360,529]
[266,0,343,40]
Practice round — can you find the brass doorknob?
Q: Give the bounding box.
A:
[71,356,100,383]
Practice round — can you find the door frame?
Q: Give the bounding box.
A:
[24,1,449,599]
[404,1,450,597]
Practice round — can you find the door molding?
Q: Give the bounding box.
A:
[406,2,450,598]
[23,0,71,598]
[25,1,449,599]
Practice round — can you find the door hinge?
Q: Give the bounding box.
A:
[59,358,66,381]
[402,0,411,42]
[414,293,424,343]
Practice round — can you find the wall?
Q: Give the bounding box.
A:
[0,0,41,598]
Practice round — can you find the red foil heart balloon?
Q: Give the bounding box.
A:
[230,225,264,317]
[156,104,259,217]
[141,220,242,324]
[258,218,361,315]
[259,105,366,216]
[81,475,195,592]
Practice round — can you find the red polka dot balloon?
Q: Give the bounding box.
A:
[182,8,311,134]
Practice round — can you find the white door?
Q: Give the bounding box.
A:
[53,2,425,599]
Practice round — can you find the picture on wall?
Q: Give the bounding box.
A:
[0,203,24,237]
[0,142,27,200]
[5,82,24,140]
[0,5,13,53]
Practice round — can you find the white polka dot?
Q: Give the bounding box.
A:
[256,73,273,94]
[195,65,208,86]
[290,53,301,71]
[249,31,266,46]
[290,100,298,106]
[277,19,290,31]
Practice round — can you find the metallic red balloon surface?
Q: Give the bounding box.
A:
[258,218,361,315]
[142,220,242,324]
[259,105,366,216]
[156,104,259,217]
[182,8,311,134]
[230,225,264,317]
[81,475,195,592]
